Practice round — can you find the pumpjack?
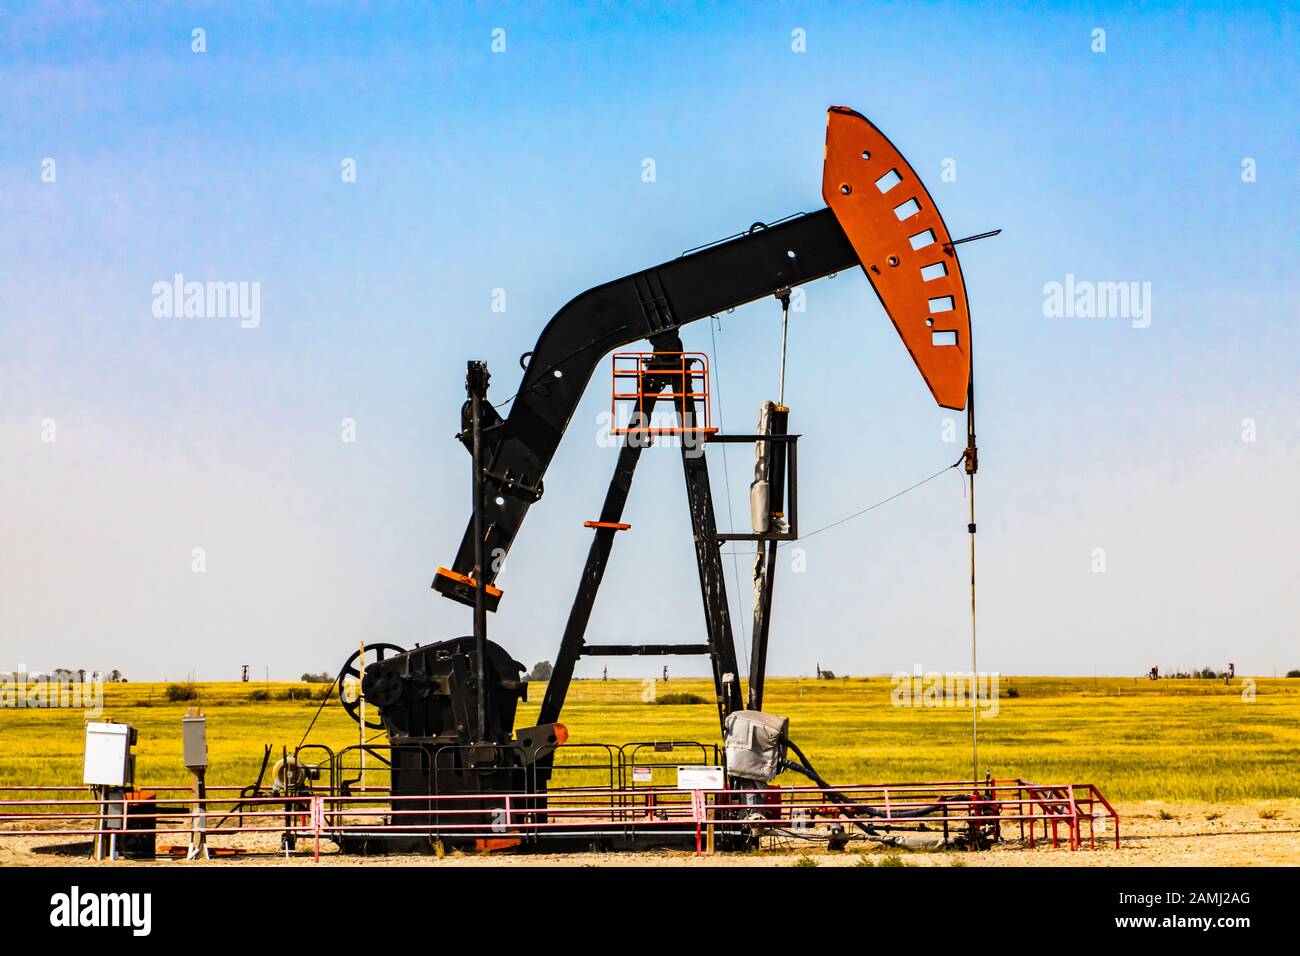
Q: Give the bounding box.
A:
[332,106,982,849]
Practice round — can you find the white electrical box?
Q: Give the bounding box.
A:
[182,715,208,769]
[83,722,136,787]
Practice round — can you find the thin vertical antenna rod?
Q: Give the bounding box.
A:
[965,371,978,786]
[776,289,791,405]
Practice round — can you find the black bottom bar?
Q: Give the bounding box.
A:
[5,864,1282,938]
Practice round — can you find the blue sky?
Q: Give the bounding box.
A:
[1,2,1296,681]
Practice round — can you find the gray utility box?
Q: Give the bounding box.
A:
[724,709,789,782]
[182,715,208,769]
[84,722,137,787]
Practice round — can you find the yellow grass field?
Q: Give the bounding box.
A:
[2,676,1298,802]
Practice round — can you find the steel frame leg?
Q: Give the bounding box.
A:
[538,386,666,726]
[539,338,744,736]
[748,539,778,711]
[673,361,743,732]
[747,404,788,711]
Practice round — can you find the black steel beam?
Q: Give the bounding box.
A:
[436,208,857,605]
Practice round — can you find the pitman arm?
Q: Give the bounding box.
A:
[434,107,972,610]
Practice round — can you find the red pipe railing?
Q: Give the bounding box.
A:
[0,778,1120,858]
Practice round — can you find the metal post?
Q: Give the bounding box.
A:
[745,290,795,712]
[358,641,366,790]
[183,704,210,861]
[747,541,778,711]
[468,361,490,742]
[91,785,105,860]
[748,406,787,711]
[187,768,208,860]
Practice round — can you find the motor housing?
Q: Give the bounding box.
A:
[724,709,790,782]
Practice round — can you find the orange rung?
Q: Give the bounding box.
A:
[584,521,631,530]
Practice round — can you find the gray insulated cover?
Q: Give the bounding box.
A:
[724,709,789,781]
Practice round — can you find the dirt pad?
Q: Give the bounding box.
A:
[1,800,1294,867]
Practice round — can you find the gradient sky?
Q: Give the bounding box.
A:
[1,2,1296,682]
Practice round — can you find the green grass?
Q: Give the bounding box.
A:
[1,677,1297,802]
